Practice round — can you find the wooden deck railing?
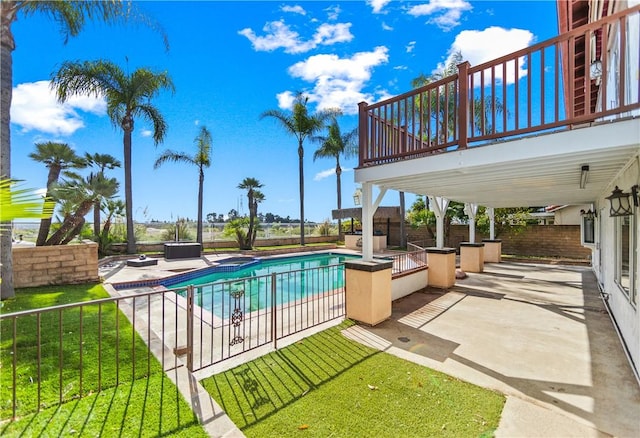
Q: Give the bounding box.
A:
[359,5,640,167]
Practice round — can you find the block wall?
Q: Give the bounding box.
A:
[13,241,99,288]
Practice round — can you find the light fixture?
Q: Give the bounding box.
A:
[580,165,589,189]
[590,60,602,81]
[580,208,597,219]
[606,186,633,217]
[353,187,362,206]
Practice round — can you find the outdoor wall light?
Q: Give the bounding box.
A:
[353,187,362,206]
[632,185,639,207]
[580,165,589,189]
[590,60,602,81]
[606,186,633,217]
[580,208,597,219]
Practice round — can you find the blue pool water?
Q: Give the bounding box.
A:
[169,252,359,317]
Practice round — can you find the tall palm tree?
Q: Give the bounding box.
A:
[0,1,131,299]
[28,142,86,246]
[85,152,121,238]
[312,120,358,241]
[51,60,174,254]
[154,126,212,245]
[260,92,338,246]
[238,177,264,249]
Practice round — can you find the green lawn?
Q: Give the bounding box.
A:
[202,321,505,437]
[0,284,207,437]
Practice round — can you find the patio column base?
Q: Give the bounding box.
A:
[345,259,393,326]
[482,239,502,263]
[426,248,456,289]
[460,243,485,273]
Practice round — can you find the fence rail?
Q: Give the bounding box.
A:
[0,263,346,419]
[359,6,640,166]
[388,249,428,275]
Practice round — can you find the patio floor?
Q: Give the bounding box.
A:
[343,262,640,437]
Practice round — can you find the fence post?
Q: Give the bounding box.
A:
[186,285,194,372]
[358,101,368,167]
[271,273,277,350]
[457,61,470,149]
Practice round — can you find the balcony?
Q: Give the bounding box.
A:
[358,5,639,169]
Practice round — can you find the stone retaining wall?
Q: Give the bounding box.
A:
[13,241,99,288]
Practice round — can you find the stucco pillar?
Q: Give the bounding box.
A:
[345,259,393,326]
[426,248,456,289]
[460,242,485,273]
[361,182,374,261]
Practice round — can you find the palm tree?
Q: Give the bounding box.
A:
[312,120,358,241]
[411,52,505,144]
[51,60,175,254]
[28,142,86,246]
[260,92,338,246]
[154,125,212,245]
[238,177,264,249]
[85,152,121,238]
[46,172,119,246]
[0,0,132,299]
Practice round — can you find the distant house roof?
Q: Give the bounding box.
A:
[331,206,401,220]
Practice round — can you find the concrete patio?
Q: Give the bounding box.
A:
[343,262,640,437]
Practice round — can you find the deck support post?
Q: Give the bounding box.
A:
[429,196,450,248]
[464,203,479,243]
[488,207,495,240]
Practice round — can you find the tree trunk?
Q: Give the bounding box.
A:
[298,140,305,246]
[46,201,93,245]
[196,169,203,245]
[93,199,100,238]
[61,218,86,245]
[123,122,136,254]
[1,5,16,299]
[35,164,61,246]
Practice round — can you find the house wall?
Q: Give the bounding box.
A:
[593,155,640,377]
[13,241,99,288]
[553,205,590,225]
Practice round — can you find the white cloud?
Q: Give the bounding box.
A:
[239,20,353,54]
[441,27,535,84]
[314,168,336,181]
[367,0,392,14]
[281,5,306,15]
[282,46,390,114]
[382,22,393,31]
[315,167,353,181]
[408,0,472,31]
[11,80,106,136]
[325,5,341,21]
[141,129,153,137]
[406,41,416,53]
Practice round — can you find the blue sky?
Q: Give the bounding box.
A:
[10,0,558,223]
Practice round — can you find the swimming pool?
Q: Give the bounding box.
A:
[170,252,359,318]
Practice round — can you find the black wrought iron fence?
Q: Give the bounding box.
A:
[0,262,346,419]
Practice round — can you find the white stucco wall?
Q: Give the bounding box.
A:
[554,205,590,225]
[593,155,640,377]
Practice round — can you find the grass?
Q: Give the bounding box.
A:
[0,283,207,437]
[202,321,505,437]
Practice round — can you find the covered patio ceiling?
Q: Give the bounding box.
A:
[355,119,639,208]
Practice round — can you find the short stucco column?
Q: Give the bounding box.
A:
[460,242,485,273]
[426,248,456,289]
[482,239,502,263]
[344,259,393,326]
